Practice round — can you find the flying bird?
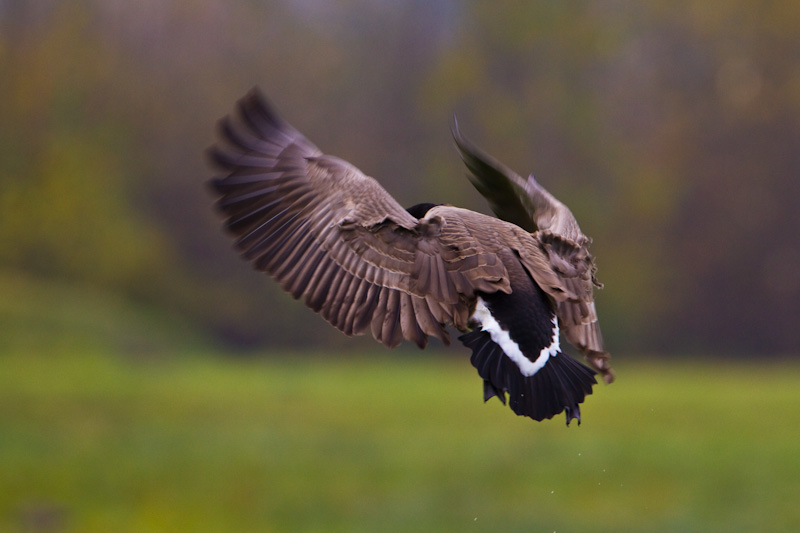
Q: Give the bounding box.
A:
[208,88,613,425]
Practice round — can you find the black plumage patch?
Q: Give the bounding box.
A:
[459,328,597,424]
[459,282,597,424]
[405,202,441,219]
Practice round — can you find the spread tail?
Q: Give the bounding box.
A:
[459,329,597,425]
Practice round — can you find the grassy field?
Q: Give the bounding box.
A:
[1,350,799,532]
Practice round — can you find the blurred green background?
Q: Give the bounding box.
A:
[1,1,799,531]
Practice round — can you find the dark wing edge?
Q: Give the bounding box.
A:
[451,119,588,245]
[451,118,537,232]
[207,89,508,349]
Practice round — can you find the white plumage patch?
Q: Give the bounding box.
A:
[472,297,560,377]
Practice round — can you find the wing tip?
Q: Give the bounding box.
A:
[450,115,476,163]
[239,86,269,114]
[236,86,291,133]
[586,350,615,384]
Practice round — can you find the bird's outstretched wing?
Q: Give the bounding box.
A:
[452,120,588,245]
[208,89,510,348]
[452,121,614,383]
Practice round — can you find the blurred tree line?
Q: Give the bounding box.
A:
[1,0,798,356]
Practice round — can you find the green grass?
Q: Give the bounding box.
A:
[1,351,799,532]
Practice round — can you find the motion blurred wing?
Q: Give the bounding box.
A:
[452,120,587,245]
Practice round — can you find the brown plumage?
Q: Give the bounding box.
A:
[452,125,614,384]
[208,88,613,424]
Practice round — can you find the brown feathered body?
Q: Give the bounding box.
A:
[209,89,612,424]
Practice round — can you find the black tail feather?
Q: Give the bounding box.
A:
[483,380,505,404]
[459,329,597,425]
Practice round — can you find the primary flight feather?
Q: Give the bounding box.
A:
[208,88,613,424]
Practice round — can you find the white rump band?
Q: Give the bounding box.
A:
[473,297,560,377]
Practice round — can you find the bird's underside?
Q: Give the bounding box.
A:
[208,88,613,424]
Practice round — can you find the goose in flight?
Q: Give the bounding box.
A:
[208,89,613,425]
